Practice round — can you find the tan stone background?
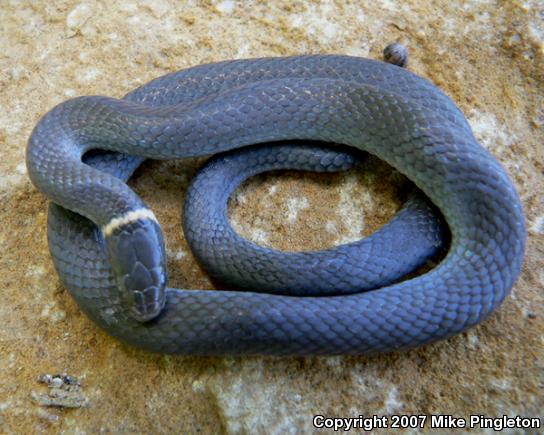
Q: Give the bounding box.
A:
[1,0,542,433]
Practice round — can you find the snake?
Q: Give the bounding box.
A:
[26,53,526,355]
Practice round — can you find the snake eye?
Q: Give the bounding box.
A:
[104,210,167,322]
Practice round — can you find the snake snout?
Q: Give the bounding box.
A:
[128,284,166,322]
[104,210,167,322]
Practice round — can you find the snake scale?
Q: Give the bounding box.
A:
[26,54,525,355]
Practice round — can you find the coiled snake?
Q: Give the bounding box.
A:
[26,54,525,355]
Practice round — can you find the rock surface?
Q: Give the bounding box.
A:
[0,0,542,433]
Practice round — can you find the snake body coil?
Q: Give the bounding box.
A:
[26,55,525,355]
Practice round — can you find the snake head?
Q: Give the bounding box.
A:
[103,209,167,322]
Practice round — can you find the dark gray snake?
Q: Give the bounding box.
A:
[26,55,526,355]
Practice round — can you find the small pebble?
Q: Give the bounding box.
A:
[33,372,88,408]
[383,42,409,67]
